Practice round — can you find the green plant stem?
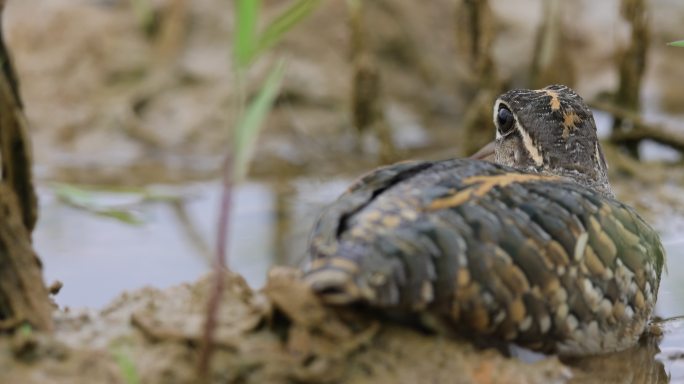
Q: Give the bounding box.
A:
[197,1,319,379]
[234,0,261,67]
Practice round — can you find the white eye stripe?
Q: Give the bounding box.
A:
[493,99,544,167]
[518,126,544,166]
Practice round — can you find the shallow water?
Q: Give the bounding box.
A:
[36,178,351,308]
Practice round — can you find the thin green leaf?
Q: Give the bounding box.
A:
[54,184,145,226]
[129,0,156,35]
[254,0,321,58]
[97,210,145,225]
[667,40,684,47]
[62,184,185,203]
[233,61,285,181]
[112,347,140,384]
[54,184,96,207]
[234,0,262,67]
[19,324,32,337]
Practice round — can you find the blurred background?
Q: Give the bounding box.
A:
[4,0,684,313]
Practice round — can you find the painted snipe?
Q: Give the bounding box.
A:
[303,85,665,356]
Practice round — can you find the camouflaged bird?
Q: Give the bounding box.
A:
[303,84,665,356]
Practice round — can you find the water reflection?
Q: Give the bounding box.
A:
[653,242,684,382]
[656,317,684,382]
[657,240,684,320]
[565,332,668,384]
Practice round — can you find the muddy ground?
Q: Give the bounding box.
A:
[1,0,684,383]
[1,267,676,383]
[2,270,575,384]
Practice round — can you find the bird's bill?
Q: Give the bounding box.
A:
[469,141,496,161]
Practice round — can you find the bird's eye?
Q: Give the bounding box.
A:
[497,106,515,136]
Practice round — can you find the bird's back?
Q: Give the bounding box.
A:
[305,158,664,355]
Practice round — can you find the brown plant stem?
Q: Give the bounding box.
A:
[196,154,234,380]
[530,0,576,88]
[155,0,189,61]
[613,0,649,158]
[455,0,500,157]
[456,0,494,81]
[348,0,396,162]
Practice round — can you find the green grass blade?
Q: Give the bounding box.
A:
[254,0,322,58]
[54,184,95,207]
[112,347,140,384]
[19,323,32,337]
[54,184,145,226]
[233,61,285,181]
[129,0,156,34]
[667,40,684,47]
[96,210,145,225]
[234,0,262,67]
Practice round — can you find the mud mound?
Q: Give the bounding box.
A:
[0,269,571,384]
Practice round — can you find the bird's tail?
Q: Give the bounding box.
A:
[303,239,380,305]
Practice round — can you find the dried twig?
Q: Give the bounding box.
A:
[613,0,649,157]
[348,0,396,162]
[530,0,575,88]
[592,101,684,153]
[611,127,684,154]
[155,0,189,62]
[455,0,501,156]
[456,0,495,81]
